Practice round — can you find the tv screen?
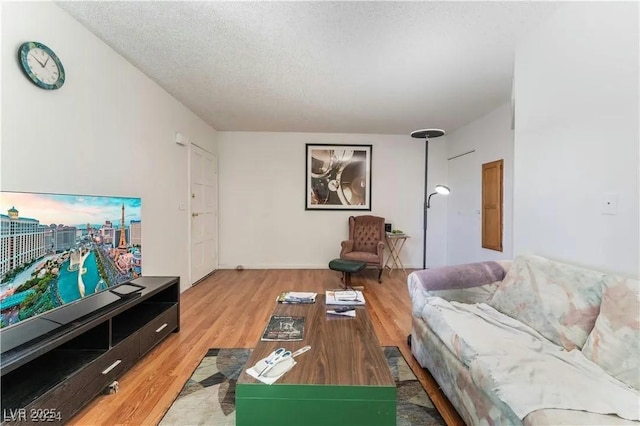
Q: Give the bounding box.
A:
[0,191,142,329]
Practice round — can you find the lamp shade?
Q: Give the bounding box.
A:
[435,185,451,195]
[410,128,446,139]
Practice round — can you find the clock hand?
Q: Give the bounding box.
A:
[30,52,46,67]
[43,56,50,67]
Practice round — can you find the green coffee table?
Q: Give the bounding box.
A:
[236,295,396,425]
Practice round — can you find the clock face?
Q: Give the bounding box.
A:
[19,42,65,90]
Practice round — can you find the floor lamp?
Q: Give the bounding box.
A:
[410,128,449,269]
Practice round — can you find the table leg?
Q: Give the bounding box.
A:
[394,239,408,274]
[386,240,399,276]
[383,245,394,271]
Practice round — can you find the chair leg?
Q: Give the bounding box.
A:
[378,268,383,283]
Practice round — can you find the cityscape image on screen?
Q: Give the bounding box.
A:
[0,191,142,329]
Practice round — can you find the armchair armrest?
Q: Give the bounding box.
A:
[340,240,354,257]
[375,241,385,265]
[408,261,511,314]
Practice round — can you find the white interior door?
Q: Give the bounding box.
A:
[447,152,480,265]
[190,144,218,284]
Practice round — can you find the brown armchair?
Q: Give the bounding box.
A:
[340,215,385,283]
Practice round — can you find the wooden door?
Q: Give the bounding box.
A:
[482,159,503,251]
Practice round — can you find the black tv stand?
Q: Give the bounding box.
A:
[0,276,180,425]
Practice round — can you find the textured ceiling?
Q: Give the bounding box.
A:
[57,1,562,135]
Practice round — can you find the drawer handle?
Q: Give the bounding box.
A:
[102,359,122,375]
[156,323,168,333]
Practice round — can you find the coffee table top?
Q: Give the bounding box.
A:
[238,295,394,387]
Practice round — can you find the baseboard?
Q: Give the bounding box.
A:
[218,264,423,270]
[191,270,218,286]
[218,263,328,269]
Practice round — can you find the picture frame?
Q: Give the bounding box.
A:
[305,144,372,210]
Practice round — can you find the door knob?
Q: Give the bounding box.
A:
[192,213,199,217]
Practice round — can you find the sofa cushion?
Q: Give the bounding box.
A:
[420,297,558,367]
[469,348,640,422]
[582,276,640,391]
[488,255,605,350]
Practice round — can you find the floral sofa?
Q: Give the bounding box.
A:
[408,254,640,425]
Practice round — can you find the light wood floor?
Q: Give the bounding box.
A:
[70,268,465,426]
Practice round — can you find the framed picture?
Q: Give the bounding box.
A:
[305,144,372,210]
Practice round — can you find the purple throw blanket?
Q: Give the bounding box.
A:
[412,261,506,291]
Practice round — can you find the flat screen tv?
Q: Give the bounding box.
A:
[0,191,142,330]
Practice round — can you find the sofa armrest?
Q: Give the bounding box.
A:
[412,261,509,292]
[408,261,511,313]
[340,240,354,257]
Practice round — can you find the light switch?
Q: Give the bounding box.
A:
[601,193,618,215]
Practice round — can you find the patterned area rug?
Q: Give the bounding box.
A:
[160,346,445,426]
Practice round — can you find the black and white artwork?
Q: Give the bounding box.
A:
[305,144,372,210]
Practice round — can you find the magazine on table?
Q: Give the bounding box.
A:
[260,315,305,341]
[276,291,317,304]
[325,290,365,305]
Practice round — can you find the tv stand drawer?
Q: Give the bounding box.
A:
[17,333,139,425]
[140,304,178,356]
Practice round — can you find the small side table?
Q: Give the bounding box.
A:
[384,233,410,276]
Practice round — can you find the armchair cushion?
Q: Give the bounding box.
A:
[343,251,380,264]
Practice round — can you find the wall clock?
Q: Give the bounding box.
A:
[19,41,65,90]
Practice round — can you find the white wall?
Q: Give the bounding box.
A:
[514,2,639,278]
[445,103,514,265]
[217,132,443,269]
[1,2,218,291]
